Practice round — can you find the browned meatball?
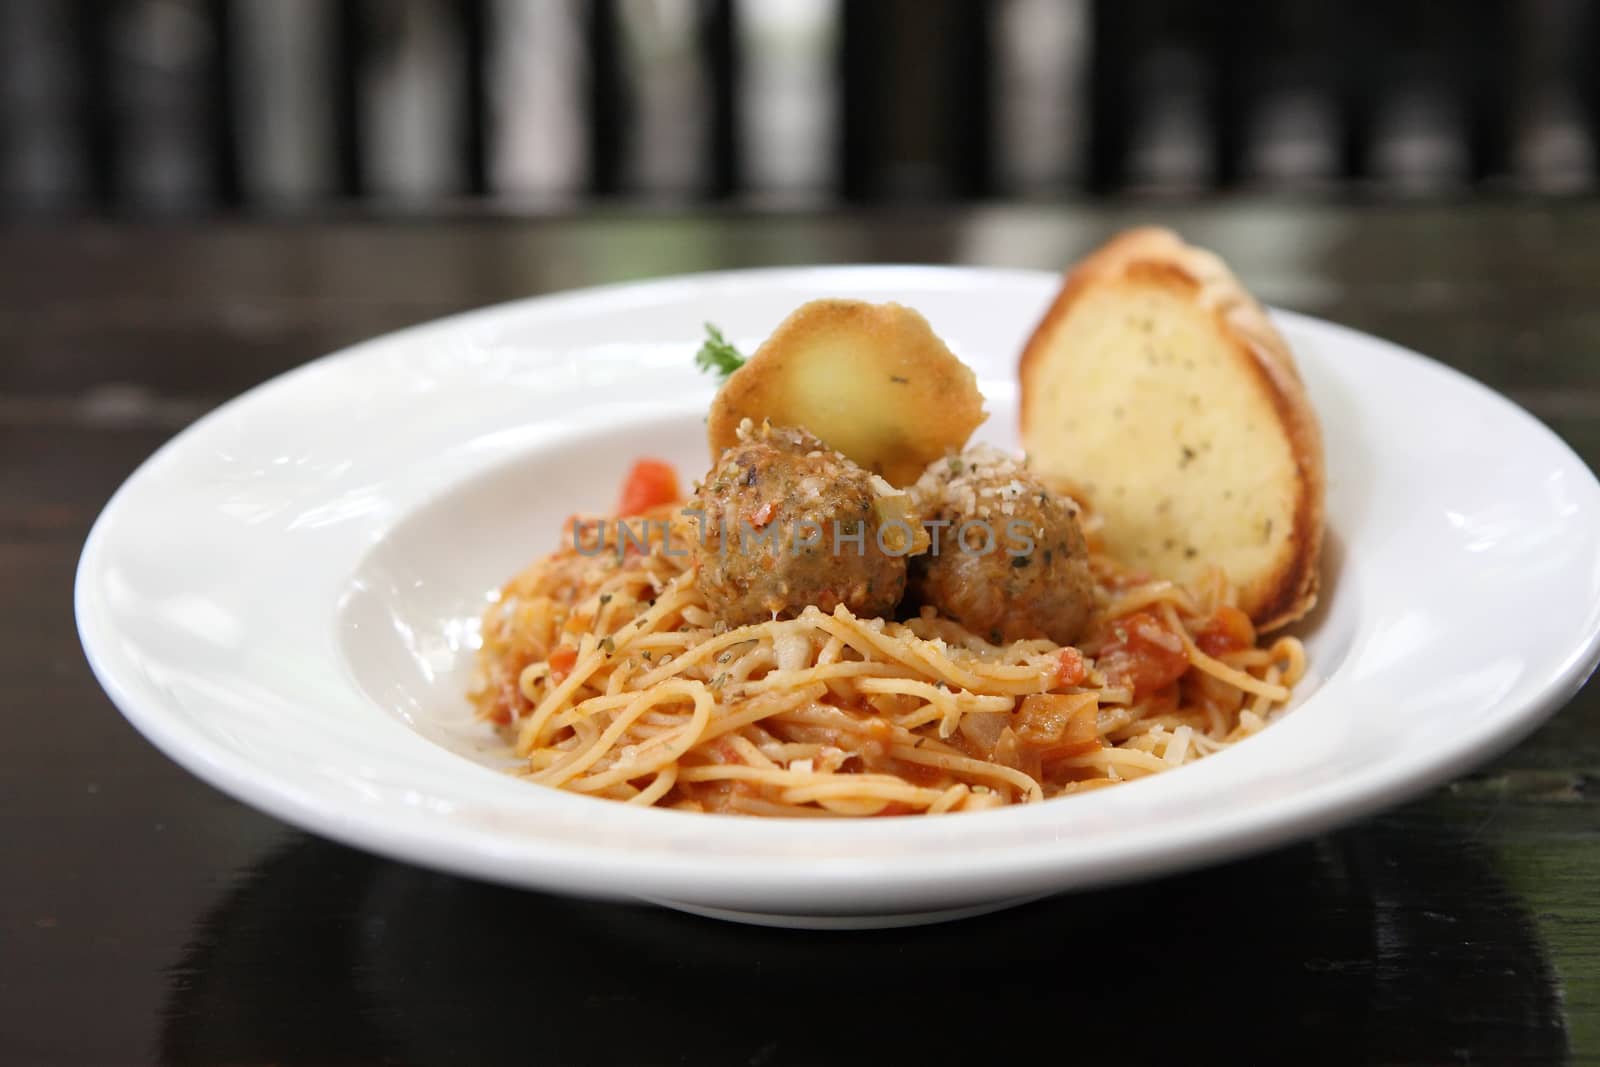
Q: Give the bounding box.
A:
[908,445,1094,645]
[690,422,913,626]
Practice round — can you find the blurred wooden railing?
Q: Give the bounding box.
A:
[1,0,1595,217]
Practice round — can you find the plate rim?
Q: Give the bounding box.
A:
[74,264,1600,912]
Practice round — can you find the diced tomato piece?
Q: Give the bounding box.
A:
[1094,611,1190,699]
[547,645,579,682]
[615,458,681,516]
[1055,647,1088,688]
[1195,605,1255,658]
[486,690,513,725]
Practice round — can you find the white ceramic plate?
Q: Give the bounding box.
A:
[77,266,1600,928]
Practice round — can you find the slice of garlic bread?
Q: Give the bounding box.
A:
[1019,228,1324,631]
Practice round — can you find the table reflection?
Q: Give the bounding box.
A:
[160,821,1566,1065]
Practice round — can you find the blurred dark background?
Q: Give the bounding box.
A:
[3,0,1597,218]
[7,8,1600,1065]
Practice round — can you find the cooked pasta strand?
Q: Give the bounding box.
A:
[471,506,1306,817]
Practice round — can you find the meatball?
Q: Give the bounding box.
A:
[690,422,913,626]
[908,445,1094,645]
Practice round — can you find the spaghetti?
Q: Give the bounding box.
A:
[472,503,1306,816]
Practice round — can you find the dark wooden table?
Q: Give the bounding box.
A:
[3,202,1598,1066]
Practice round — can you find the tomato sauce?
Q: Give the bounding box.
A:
[1094,611,1190,698]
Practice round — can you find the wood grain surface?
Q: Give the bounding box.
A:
[2,202,1596,1065]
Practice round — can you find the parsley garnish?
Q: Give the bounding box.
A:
[694,324,746,381]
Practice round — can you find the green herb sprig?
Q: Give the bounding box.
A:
[694,323,746,381]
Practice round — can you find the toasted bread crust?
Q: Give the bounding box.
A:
[1020,228,1324,631]
[708,299,986,486]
